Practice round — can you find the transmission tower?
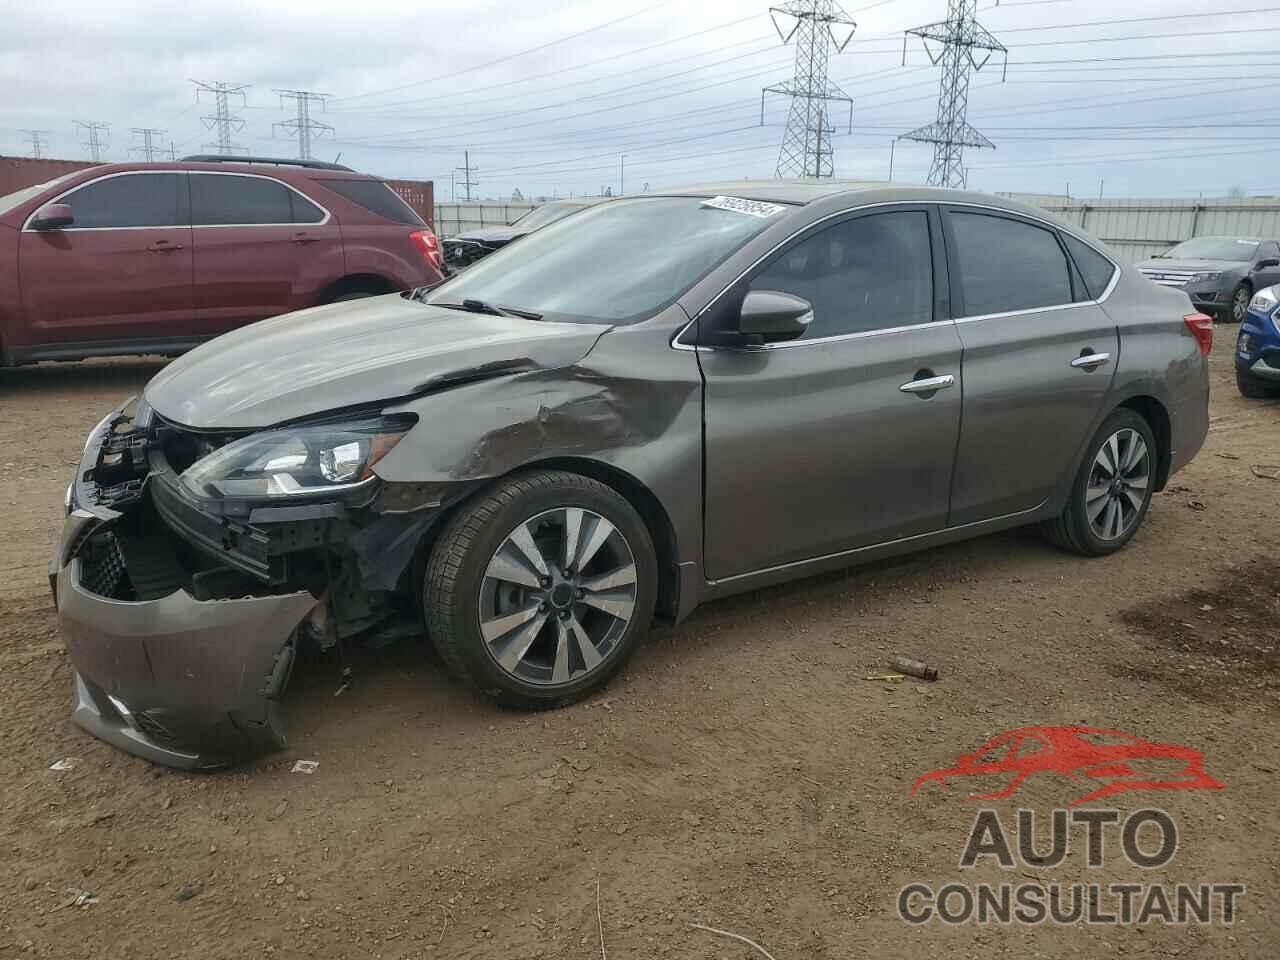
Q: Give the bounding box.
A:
[130,127,172,162]
[21,129,49,159]
[192,80,249,154]
[760,0,856,179]
[455,151,478,202]
[74,121,110,161]
[898,0,1007,189]
[274,90,333,160]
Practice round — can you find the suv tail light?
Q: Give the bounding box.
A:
[409,229,443,272]
[1183,312,1214,356]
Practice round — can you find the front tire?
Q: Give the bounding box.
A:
[1041,409,1157,556]
[1226,282,1252,324]
[424,470,657,709]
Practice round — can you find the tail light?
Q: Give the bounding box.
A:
[409,229,443,272]
[1183,312,1214,356]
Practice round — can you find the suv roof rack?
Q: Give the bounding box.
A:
[180,154,355,172]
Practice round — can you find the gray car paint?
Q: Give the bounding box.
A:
[54,181,1210,767]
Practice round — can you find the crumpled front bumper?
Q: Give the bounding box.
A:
[52,404,319,769]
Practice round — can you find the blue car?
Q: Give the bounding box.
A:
[1237,285,1280,398]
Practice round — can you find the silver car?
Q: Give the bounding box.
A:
[52,182,1211,768]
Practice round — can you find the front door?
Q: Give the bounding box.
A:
[189,172,340,336]
[19,171,193,351]
[941,207,1121,525]
[698,206,963,581]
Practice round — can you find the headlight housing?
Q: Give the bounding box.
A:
[179,415,414,500]
[1189,271,1224,284]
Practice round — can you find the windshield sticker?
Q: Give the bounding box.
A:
[701,195,786,218]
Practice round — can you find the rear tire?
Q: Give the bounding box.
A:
[424,470,657,710]
[1237,366,1280,399]
[1041,409,1157,557]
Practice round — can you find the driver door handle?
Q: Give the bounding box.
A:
[1071,352,1111,370]
[291,233,321,244]
[146,240,184,253]
[899,374,956,394]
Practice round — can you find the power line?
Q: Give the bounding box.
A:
[21,129,49,160]
[762,0,857,178]
[335,1,672,105]
[130,127,172,162]
[274,90,333,160]
[74,120,109,162]
[192,80,249,154]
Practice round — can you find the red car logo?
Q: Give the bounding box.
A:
[911,726,1225,806]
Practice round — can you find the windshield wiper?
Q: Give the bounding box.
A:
[432,299,543,321]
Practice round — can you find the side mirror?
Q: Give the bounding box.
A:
[31,203,74,231]
[736,289,812,343]
[1256,258,1280,270]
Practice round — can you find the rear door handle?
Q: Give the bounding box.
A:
[291,233,321,244]
[147,241,184,253]
[1071,352,1111,370]
[899,374,956,394]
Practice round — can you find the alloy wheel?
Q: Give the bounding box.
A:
[1086,428,1151,541]
[478,507,638,685]
[1232,287,1249,322]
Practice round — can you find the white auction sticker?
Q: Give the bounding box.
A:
[700,195,786,218]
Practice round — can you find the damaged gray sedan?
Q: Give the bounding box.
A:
[52,182,1210,768]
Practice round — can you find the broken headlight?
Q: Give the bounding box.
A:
[179,416,414,500]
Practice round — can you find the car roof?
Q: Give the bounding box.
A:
[59,160,380,182]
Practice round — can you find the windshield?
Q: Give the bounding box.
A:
[511,201,590,231]
[0,172,80,216]
[1162,237,1260,261]
[428,196,785,323]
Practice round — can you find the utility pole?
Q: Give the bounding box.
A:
[130,127,170,162]
[274,90,333,161]
[192,80,249,155]
[21,129,49,160]
[761,0,856,179]
[620,155,625,196]
[455,152,478,202]
[74,121,110,162]
[898,0,1006,189]
[888,138,896,182]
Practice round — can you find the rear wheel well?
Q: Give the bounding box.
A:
[1117,395,1171,491]
[317,274,395,304]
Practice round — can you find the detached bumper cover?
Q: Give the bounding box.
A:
[57,555,316,768]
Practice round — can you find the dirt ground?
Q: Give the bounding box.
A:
[0,346,1277,960]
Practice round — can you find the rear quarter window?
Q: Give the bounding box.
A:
[1062,234,1117,300]
[318,179,424,226]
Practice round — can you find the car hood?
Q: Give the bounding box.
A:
[144,294,607,430]
[1136,258,1246,272]
[449,226,525,245]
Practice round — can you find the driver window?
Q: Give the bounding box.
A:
[747,210,933,340]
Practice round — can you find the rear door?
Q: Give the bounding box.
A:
[699,205,963,580]
[189,172,341,335]
[942,207,1120,525]
[18,171,193,351]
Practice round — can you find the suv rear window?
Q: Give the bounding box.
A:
[320,179,424,226]
[191,174,323,225]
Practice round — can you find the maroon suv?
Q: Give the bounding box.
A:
[0,156,444,365]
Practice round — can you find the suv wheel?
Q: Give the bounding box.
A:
[424,470,657,709]
[1041,409,1157,556]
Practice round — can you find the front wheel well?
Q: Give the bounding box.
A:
[317,273,395,304]
[1117,395,1172,491]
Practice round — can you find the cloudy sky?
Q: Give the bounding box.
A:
[3,0,1277,200]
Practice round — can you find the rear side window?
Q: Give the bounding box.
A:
[191,174,322,225]
[1062,234,1117,301]
[58,173,184,228]
[748,210,933,339]
[319,179,423,225]
[949,211,1073,317]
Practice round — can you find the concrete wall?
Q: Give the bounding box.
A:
[434,202,537,236]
